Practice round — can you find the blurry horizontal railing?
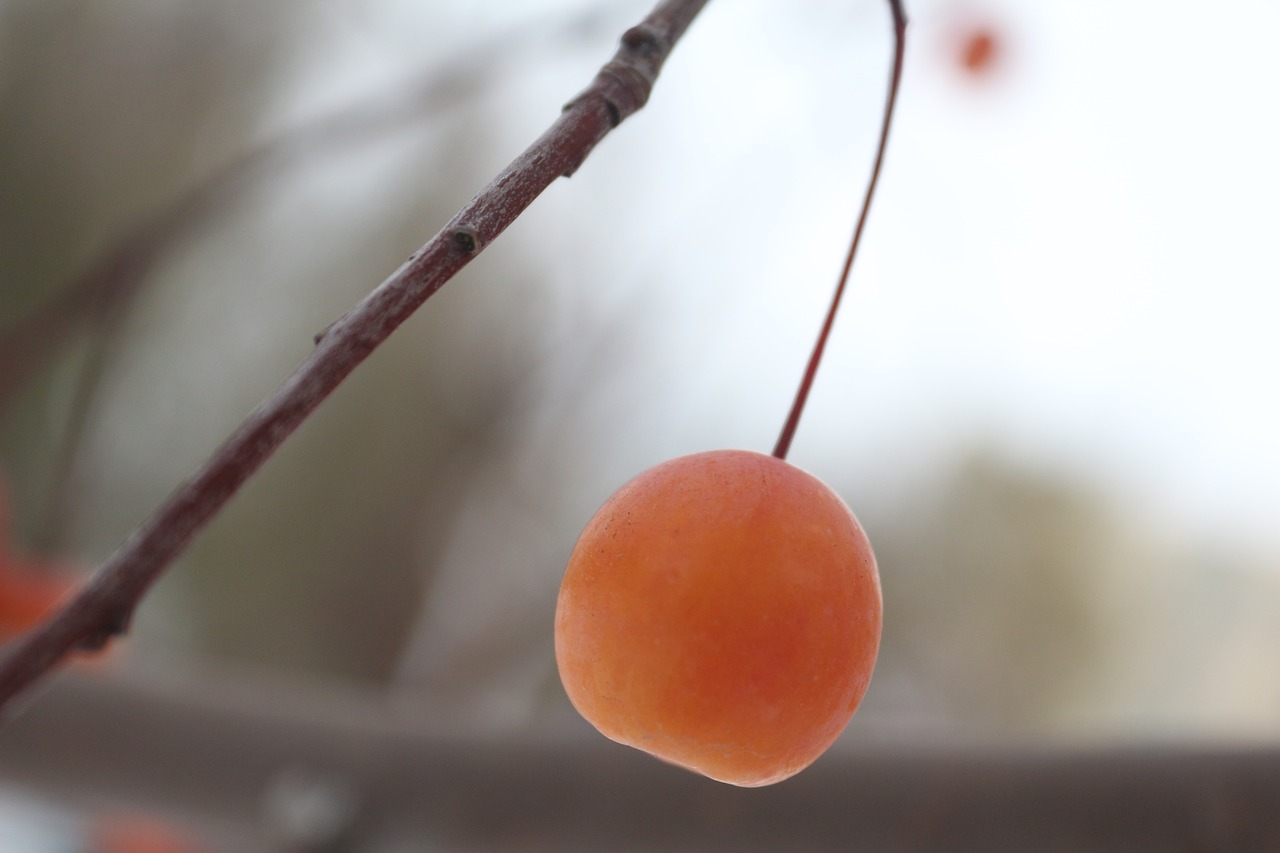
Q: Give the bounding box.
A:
[0,666,1277,851]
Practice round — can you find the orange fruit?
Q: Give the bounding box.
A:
[555,449,881,786]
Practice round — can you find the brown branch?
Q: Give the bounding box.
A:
[0,0,712,715]
[6,12,611,553]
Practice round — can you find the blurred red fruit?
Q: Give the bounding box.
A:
[0,472,83,643]
[90,813,207,853]
[0,561,76,639]
[960,28,998,75]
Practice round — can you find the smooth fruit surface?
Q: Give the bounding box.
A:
[555,449,881,786]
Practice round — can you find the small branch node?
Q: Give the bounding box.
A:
[76,611,130,652]
[597,61,656,123]
[313,318,339,346]
[451,227,482,254]
[621,23,668,56]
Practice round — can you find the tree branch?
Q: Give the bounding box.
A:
[9,13,613,554]
[0,0,712,715]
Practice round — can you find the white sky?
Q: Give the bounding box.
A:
[648,0,1280,548]
[291,0,1280,550]
[885,0,1280,545]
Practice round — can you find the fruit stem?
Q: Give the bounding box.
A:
[772,0,907,461]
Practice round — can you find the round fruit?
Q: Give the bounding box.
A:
[555,449,881,786]
[958,26,1000,76]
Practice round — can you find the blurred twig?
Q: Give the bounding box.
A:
[0,14,605,416]
[2,11,617,554]
[0,0,712,714]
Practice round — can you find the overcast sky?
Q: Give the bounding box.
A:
[287,0,1279,551]
[654,0,1280,549]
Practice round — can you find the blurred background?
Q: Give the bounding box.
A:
[0,0,1277,849]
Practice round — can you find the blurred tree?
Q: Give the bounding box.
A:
[0,0,302,531]
[869,449,1113,731]
[0,0,609,691]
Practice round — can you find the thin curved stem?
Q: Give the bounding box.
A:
[772,0,907,461]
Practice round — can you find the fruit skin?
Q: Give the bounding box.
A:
[555,449,881,786]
